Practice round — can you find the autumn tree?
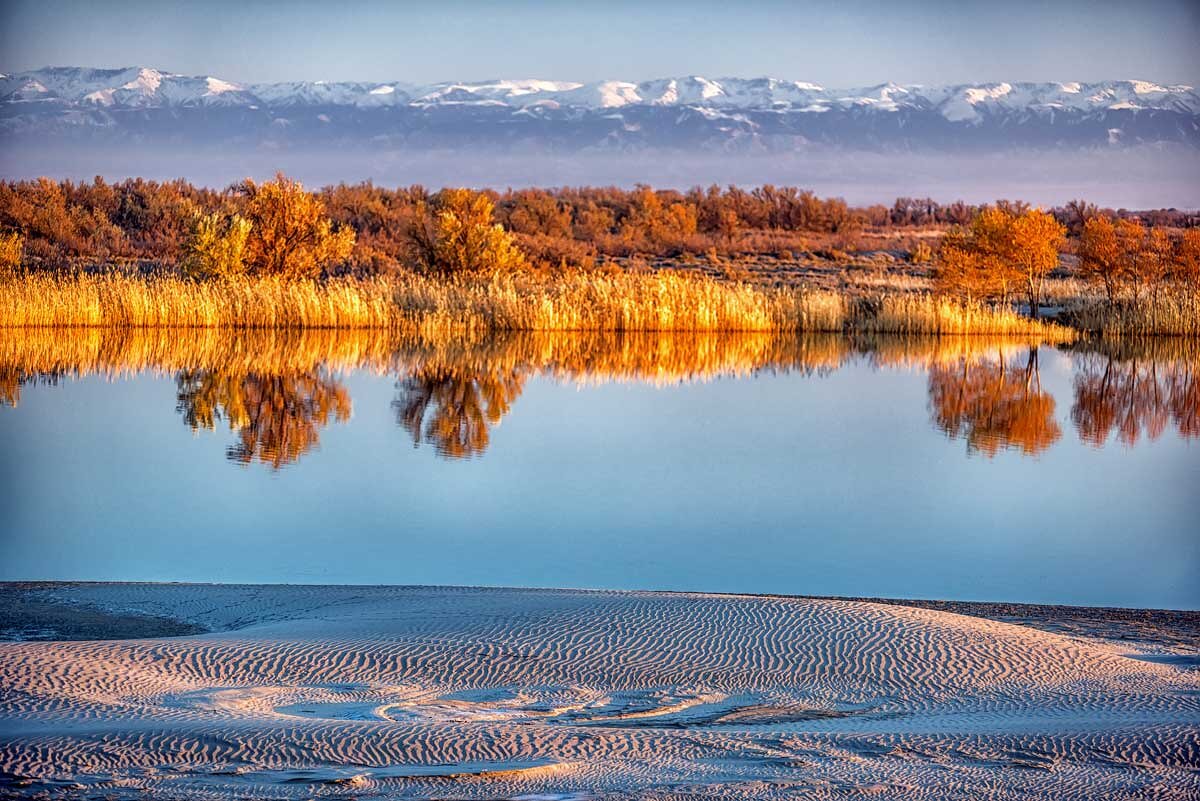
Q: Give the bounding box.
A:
[1062,199,1100,235]
[572,201,616,242]
[933,234,991,303]
[1139,226,1173,309]
[1175,228,1200,290]
[240,174,355,278]
[934,206,1064,314]
[408,188,528,275]
[181,213,250,279]
[933,207,1016,303]
[321,182,426,270]
[1077,216,1123,303]
[1115,219,1151,302]
[504,190,573,239]
[619,186,699,253]
[1009,209,1065,317]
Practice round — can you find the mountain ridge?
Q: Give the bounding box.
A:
[4,66,1197,119]
[2,66,1198,154]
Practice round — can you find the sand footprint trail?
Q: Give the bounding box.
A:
[0,584,1197,799]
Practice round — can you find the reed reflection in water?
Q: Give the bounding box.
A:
[1,327,1198,466]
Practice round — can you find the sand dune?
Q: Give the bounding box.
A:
[1,584,1197,799]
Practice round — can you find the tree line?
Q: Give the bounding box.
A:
[3,174,1196,274]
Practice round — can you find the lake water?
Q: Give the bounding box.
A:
[1,329,1196,609]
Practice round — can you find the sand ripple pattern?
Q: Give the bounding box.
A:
[0,584,1197,799]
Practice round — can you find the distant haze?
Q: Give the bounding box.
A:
[7,145,1197,210]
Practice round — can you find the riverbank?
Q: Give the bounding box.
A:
[0,583,1196,799]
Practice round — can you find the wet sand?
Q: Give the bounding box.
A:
[1,583,1197,799]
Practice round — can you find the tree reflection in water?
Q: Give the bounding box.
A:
[176,369,352,469]
[4,328,1198,464]
[393,365,526,459]
[928,347,1061,456]
[1072,343,1199,446]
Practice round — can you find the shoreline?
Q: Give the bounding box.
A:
[4,581,1198,647]
[2,582,1200,801]
[2,582,1197,799]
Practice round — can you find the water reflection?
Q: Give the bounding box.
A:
[928,347,1061,456]
[1071,340,1200,447]
[2,327,1197,466]
[394,365,525,459]
[177,368,352,468]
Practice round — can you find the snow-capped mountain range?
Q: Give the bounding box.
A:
[2,66,1198,152]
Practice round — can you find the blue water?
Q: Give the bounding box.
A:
[1,338,1196,608]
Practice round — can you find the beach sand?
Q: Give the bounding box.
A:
[0,583,1197,799]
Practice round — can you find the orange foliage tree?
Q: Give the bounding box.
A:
[1077,216,1123,303]
[935,206,1063,315]
[240,174,355,278]
[1008,210,1065,317]
[934,207,1017,303]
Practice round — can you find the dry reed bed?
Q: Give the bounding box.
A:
[1067,294,1200,338]
[0,271,1073,338]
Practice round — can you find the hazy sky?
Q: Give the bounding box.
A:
[2,0,1198,86]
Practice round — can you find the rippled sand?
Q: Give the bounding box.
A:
[1,584,1197,799]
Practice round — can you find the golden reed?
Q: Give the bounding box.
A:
[0,271,1074,338]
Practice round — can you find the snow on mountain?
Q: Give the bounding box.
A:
[551,80,642,109]
[408,79,583,107]
[0,66,260,108]
[4,66,1196,115]
[1,67,1197,153]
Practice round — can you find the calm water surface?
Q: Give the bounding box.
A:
[1,330,1196,608]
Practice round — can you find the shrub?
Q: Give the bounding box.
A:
[0,231,23,273]
[240,174,355,278]
[409,188,529,275]
[181,213,250,279]
[513,232,596,271]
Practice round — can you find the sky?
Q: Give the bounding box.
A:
[2,0,1199,86]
